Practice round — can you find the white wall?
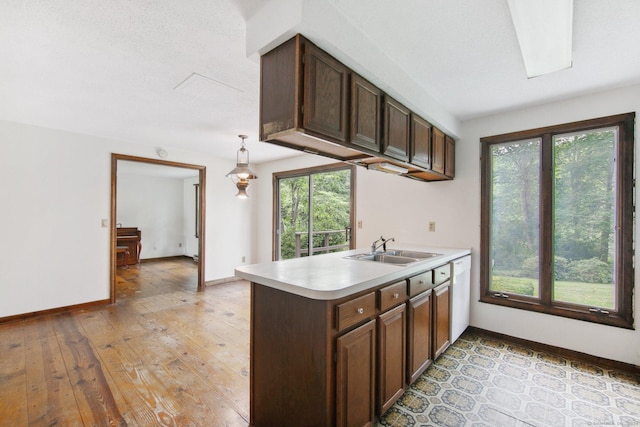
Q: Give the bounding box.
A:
[253,84,640,366]
[117,174,185,259]
[0,120,254,317]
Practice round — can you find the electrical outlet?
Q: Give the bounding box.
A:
[357,220,363,229]
[429,221,436,232]
[242,256,246,263]
[178,243,182,248]
[101,218,108,228]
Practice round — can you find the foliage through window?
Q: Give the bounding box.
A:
[480,113,634,328]
[274,164,355,260]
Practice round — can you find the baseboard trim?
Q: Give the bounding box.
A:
[0,299,111,324]
[204,276,243,287]
[467,326,640,374]
[140,255,196,263]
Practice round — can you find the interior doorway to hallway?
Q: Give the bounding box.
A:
[110,153,206,303]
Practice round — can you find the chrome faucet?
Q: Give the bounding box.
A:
[371,236,395,253]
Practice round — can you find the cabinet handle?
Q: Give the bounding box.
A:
[440,271,446,275]
[393,293,399,299]
[418,280,424,284]
[357,308,364,314]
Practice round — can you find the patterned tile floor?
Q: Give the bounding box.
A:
[379,331,640,427]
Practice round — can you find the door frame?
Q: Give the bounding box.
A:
[110,154,206,302]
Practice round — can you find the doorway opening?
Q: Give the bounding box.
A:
[110,154,206,303]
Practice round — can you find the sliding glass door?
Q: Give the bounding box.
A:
[274,164,355,260]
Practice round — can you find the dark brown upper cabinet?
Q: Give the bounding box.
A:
[382,96,410,162]
[260,35,299,139]
[260,33,456,181]
[431,127,446,175]
[445,135,455,178]
[260,35,366,161]
[430,127,455,179]
[410,114,432,169]
[303,42,349,142]
[350,74,381,152]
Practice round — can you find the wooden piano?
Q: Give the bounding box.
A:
[116,227,142,266]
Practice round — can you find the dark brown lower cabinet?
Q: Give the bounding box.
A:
[250,261,454,427]
[377,304,406,414]
[336,319,376,427]
[250,284,334,427]
[433,282,451,359]
[407,289,433,384]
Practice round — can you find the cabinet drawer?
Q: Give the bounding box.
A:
[378,281,407,312]
[336,292,376,332]
[433,265,451,285]
[408,272,432,297]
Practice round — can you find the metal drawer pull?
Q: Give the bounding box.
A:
[418,280,424,284]
[440,271,446,275]
[357,308,364,314]
[393,293,399,299]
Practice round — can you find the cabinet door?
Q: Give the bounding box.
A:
[432,127,445,174]
[350,74,381,151]
[410,114,432,169]
[433,282,451,359]
[407,290,432,384]
[336,319,376,427]
[303,43,349,142]
[382,96,410,161]
[377,304,406,415]
[445,135,455,178]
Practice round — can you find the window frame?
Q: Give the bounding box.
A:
[272,163,356,261]
[480,112,635,329]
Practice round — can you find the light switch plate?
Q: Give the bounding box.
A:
[428,221,436,232]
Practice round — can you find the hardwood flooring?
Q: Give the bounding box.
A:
[0,257,250,427]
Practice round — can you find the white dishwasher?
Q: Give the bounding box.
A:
[450,255,471,344]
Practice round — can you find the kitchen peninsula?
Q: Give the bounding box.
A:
[235,244,470,427]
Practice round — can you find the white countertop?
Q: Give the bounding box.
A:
[235,244,470,300]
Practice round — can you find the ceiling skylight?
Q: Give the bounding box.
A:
[508,0,573,78]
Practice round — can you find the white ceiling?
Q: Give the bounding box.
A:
[2,0,639,164]
[327,0,640,119]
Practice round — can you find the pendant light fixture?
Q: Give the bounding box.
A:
[226,134,257,199]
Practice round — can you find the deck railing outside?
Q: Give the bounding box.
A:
[294,229,351,257]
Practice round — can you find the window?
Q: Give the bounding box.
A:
[480,113,634,328]
[273,164,355,260]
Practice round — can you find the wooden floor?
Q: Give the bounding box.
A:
[0,257,250,427]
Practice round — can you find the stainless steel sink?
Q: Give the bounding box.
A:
[358,254,419,264]
[382,250,441,259]
[344,250,441,265]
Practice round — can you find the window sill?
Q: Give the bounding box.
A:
[480,294,634,330]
